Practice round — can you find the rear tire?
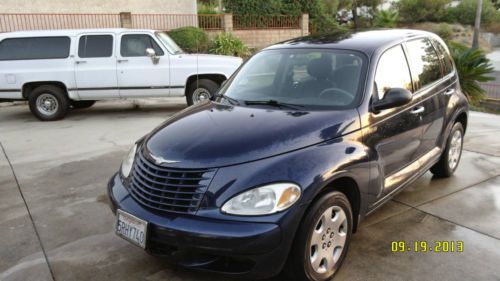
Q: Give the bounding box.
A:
[186,79,219,106]
[285,191,353,281]
[71,100,96,109]
[28,85,69,121]
[430,122,464,178]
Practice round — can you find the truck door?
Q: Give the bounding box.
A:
[74,33,119,99]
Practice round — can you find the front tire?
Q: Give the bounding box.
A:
[430,122,464,177]
[28,85,69,121]
[286,191,353,281]
[186,79,219,106]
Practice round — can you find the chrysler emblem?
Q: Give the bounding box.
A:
[149,154,179,165]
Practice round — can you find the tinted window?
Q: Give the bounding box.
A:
[0,37,70,60]
[121,34,164,57]
[375,45,413,99]
[78,35,113,58]
[406,38,443,90]
[432,39,454,75]
[222,49,366,109]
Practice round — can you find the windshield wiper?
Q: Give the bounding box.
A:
[244,99,304,110]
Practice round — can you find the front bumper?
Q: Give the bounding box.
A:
[107,174,290,279]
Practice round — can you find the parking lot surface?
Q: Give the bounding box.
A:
[1,99,499,281]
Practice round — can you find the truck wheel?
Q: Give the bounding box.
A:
[430,122,464,178]
[186,79,219,106]
[285,191,353,281]
[28,85,69,121]
[71,100,96,109]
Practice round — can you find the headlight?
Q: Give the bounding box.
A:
[121,144,137,178]
[221,183,301,215]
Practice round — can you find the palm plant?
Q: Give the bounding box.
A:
[374,10,399,28]
[448,41,495,105]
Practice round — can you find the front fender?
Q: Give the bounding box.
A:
[197,129,370,224]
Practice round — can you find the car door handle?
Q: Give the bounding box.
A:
[117,59,128,63]
[75,60,87,64]
[444,88,455,96]
[410,106,425,114]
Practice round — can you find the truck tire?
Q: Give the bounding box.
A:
[28,85,70,121]
[71,100,96,109]
[430,122,464,178]
[186,79,219,106]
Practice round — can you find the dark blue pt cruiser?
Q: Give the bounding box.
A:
[108,29,468,281]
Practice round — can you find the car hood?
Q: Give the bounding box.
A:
[144,102,360,169]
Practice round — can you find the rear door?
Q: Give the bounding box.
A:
[74,33,119,99]
[368,44,423,195]
[404,38,447,156]
[116,32,170,98]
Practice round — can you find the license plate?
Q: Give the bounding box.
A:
[115,209,148,249]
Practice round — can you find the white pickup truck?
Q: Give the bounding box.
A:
[0,28,243,121]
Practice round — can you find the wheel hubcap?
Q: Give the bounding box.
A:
[448,130,462,170]
[309,206,348,275]
[36,93,58,115]
[192,88,211,104]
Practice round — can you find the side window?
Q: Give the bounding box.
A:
[405,38,443,90]
[375,45,413,99]
[0,37,70,60]
[120,34,164,57]
[432,39,454,75]
[78,35,113,58]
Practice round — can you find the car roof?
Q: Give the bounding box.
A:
[265,29,437,55]
[0,28,157,38]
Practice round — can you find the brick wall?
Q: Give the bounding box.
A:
[207,14,309,49]
[207,29,304,49]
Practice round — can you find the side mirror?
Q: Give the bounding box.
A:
[146,48,160,64]
[372,88,412,112]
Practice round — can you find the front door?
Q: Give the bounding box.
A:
[367,44,423,196]
[74,33,119,99]
[116,33,171,98]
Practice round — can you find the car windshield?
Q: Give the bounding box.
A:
[221,49,367,109]
[155,32,183,54]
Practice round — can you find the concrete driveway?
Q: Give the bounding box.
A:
[1,99,499,281]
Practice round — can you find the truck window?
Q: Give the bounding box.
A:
[405,38,443,90]
[78,35,113,58]
[375,45,413,99]
[120,34,164,57]
[0,37,70,60]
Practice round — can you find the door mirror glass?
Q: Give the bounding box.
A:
[372,88,412,112]
[146,48,159,64]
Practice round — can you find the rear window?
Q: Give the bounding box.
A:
[405,38,443,90]
[0,37,70,60]
[432,39,454,75]
[78,35,113,58]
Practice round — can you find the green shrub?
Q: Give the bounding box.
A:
[448,41,495,105]
[446,0,499,25]
[167,27,209,53]
[374,10,399,28]
[432,23,453,41]
[198,2,219,14]
[396,0,452,22]
[210,32,251,58]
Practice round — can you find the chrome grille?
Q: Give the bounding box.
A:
[129,152,216,214]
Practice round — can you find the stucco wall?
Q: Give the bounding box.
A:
[0,0,197,14]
